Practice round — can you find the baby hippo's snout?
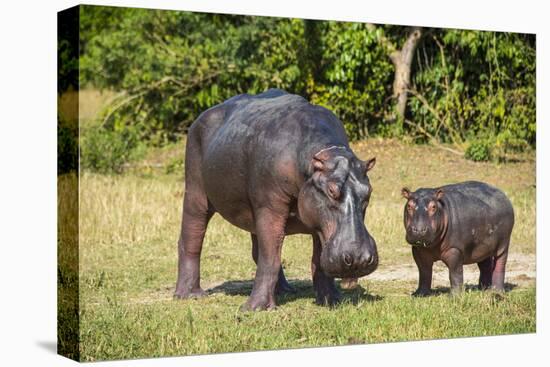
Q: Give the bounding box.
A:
[410,226,429,236]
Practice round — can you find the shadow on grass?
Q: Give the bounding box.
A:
[207,279,383,306]
[338,284,384,305]
[428,282,518,296]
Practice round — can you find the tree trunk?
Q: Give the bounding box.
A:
[390,27,423,122]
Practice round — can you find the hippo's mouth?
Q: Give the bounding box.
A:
[406,237,438,249]
[406,232,433,248]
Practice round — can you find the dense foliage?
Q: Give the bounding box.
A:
[409,30,535,155]
[77,5,535,172]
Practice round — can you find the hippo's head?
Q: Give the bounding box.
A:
[401,187,447,248]
[298,147,378,278]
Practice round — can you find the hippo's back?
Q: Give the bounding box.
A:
[196,89,348,153]
[440,181,513,214]
[437,181,515,245]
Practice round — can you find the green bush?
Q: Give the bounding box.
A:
[164,156,184,175]
[81,126,145,174]
[464,140,491,162]
[58,119,78,174]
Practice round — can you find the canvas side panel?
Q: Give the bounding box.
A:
[57,5,80,362]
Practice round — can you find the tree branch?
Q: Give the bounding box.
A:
[100,70,226,128]
[366,23,397,55]
[406,87,464,146]
[404,119,464,156]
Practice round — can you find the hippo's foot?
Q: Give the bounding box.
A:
[412,288,431,297]
[314,280,341,307]
[173,287,207,300]
[240,295,277,312]
[315,290,341,307]
[449,287,464,297]
[340,277,359,290]
[478,283,492,291]
[490,285,506,293]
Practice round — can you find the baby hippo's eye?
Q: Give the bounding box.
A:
[407,201,415,213]
[428,201,437,215]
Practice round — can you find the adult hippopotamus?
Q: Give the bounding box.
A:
[401,181,514,295]
[174,89,378,310]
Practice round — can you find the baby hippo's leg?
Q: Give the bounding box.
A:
[477,257,494,290]
[412,247,433,297]
[492,246,510,292]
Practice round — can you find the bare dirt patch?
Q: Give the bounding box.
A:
[367,252,536,286]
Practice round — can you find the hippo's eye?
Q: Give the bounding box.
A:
[407,202,415,214]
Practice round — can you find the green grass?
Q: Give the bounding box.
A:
[63,138,536,362]
[79,285,535,361]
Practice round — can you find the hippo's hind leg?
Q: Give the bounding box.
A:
[174,192,214,299]
[312,234,341,306]
[491,244,510,292]
[477,257,494,290]
[252,234,295,295]
[174,128,215,299]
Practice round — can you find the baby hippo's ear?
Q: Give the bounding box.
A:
[435,189,444,201]
[401,187,411,199]
[365,157,376,174]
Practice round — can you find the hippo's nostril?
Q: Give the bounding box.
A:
[366,254,375,266]
[363,254,373,267]
[343,253,353,267]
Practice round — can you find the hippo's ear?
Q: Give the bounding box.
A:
[312,158,325,171]
[401,187,411,199]
[435,189,444,201]
[312,150,331,171]
[365,157,376,173]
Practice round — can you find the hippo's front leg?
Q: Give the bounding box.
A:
[412,247,433,297]
[240,208,287,311]
[251,234,295,295]
[441,248,464,295]
[312,235,341,306]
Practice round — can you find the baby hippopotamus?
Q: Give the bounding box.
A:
[401,181,514,296]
